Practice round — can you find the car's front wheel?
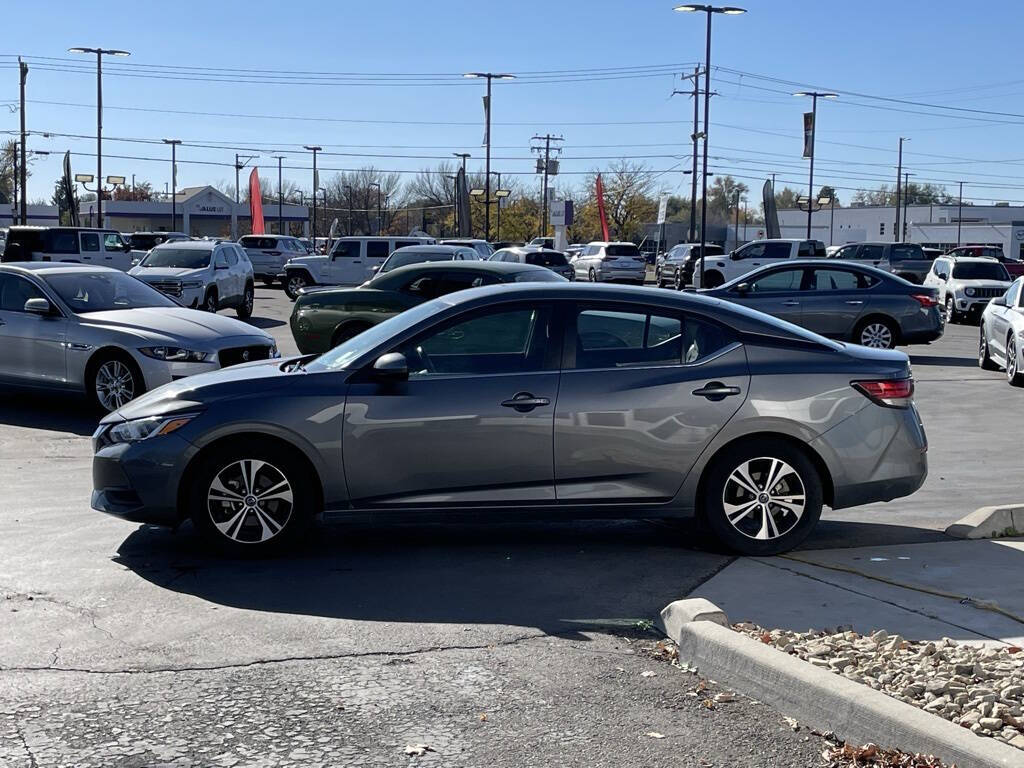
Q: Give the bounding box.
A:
[945,297,961,325]
[702,271,724,288]
[285,272,309,300]
[1007,336,1024,386]
[701,439,823,556]
[979,326,999,370]
[202,288,218,313]
[588,267,598,283]
[88,353,144,413]
[189,443,315,555]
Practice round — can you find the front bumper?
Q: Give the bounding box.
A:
[953,296,992,317]
[91,431,197,526]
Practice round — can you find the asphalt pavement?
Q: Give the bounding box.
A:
[0,284,1017,766]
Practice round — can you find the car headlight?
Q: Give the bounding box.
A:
[181,280,204,289]
[139,346,209,362]
[108,414,196,444]
[965,287,976,297]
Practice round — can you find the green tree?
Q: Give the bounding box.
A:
[707,175,749,223]
[50,176,80,225]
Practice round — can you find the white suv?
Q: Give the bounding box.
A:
[923,255,1011,324]
[693,239,825,289]
[572,241,646,284]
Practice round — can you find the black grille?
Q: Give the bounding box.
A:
[975,287,1004,298]
[147,280,183,297]
[219,345,272,367]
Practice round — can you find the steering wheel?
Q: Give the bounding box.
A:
[413,345,436,374]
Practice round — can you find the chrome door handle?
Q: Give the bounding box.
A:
[782,300,800,306]
[845,300,864,305]
[692,382,741,401]
[501,392,551,412]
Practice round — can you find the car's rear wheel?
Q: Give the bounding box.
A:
[979,326,999,370]
[945,297,961,325]
[854,317,897,349]
[588,267,597,283]
[1007,336,1024,386]
[189,443,314,555]
[202,288,218,313]
[701,439,823,556]
[88,353,144,413]
[674,271,685,291]
[236,283,254,320]
[285,273,308,300]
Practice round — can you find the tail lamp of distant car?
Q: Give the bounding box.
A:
[851,378,914,409]
[910,294,938,308]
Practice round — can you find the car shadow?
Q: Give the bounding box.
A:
[245,316,286,330]
[909,355,978,368]
[112,518,946,634]
[0,388,99,436]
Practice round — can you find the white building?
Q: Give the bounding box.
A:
[1,203,60,227]
[78,186,310,239]
[778,203,1024,258]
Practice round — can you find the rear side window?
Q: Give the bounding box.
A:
[749,268,804,292]
[393,240,420,250]
[810,268,878,291]
[45,230,80,254]
[573,308,731,369]
[859,245,885,260]
[764,242,794,259]
[367,241,389,259]
[891,244,924,262]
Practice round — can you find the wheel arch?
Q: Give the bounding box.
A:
[853,312,901,345]
[285,265,317,283]
[84,345,147,395]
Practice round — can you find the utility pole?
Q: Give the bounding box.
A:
[902,172,913,243]
[733,190,740,251]
[343,184,353,235]
[272,155,285,234]
[162,139,181,232]
[957,181,965,246]
[10,142,18,222]
[531,134,564,237]
[672,66,703,242]
[18,57,28,225]
[303,146,321,243]
[894,137,908,242]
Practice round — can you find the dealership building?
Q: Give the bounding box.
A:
[1,203,59,227]
[77,186,311,239]
[779,202,1024,259]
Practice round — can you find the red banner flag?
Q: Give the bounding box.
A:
[595,173,610,241]
[249,168,265,234]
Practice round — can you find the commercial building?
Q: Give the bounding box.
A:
[77,186,310,239]
[779,202,1024,259]
[1,204,59,227]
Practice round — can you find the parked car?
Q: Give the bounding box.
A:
[657,243,725,289]
[489,246,575,280]
[564,243,586,262]
[923,256,1012,324]
[979,277,1024,385]
[282,235,436,299]
[237,234,309,286]
[490,241,525,251]
[922,247,944,260]
[1,226,134,271]
[692,239,826,289]
[290,260,566,353]
[0,263,276,412]
[528,236,555,249]
[91,281,927,557]
[829,241,938,284]
[297,238,313,254]
[129,240,255,319]
[377,244,480,275]
[440,239,494,259]
[572,241,647,284]
[703,261,943,349]
[944,245,1024,278]
[126,232,190,263]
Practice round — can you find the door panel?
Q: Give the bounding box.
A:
[0,275,67,384]
[800,268,871,337]
[327,241,363,284]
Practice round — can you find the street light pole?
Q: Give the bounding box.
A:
[894,137,908,243]
[271,155,285,234]
[463,72,516,241]
[18,57,28,225]
[794,91,838,240]
[674,4,746,287]
[162,139,181,232]
[69,46,130,227]
[343,184,353,235]
[303,145,321,244]
[902,172,913,243]
[957,181,965,246]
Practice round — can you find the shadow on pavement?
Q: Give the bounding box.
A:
[909,355,978,368]
[244,316,286,330]
[112,517,945,634]
[805,519,951,549]
[0,388,99,436]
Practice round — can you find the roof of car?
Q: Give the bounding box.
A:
[440,239,488,244]
[945,255,1000,263]
[587,241,638,247]
[498,246,564,255]
[0,262,122,275]
[391,244,475,254]
[151,240,219,250]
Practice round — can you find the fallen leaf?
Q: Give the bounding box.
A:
[645,731,666,739]
[404,744,435,757]
[713,692,736,703]
[784,716,799,731]
[479,713,487,722]
[640,670,657,678]
[702,698,715,710]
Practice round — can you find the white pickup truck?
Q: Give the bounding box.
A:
[283,235,435,299]
[692,238,826,288]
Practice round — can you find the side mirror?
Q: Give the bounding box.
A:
[370,265,381,274]
[372,352,408,382]
[938,272,948,280]
[730,251,741,260]
[734,282,750,295]
[992,296,1007,307]
[24,297,54,315]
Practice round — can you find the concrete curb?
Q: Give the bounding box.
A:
[945,505,1024,539]
[659,598,1021,768]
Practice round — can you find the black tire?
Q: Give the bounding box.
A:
[331,321,373,348]
[853,316,898,349]
[188,441,316,556]
[202,288,219,313]
[945,297,961,325]
[588,267,598,283]
[1007,336,1024,386]
[700,438,823,556]
[979,326,999,370]
[285,272,309,300]
[702,271,724,288]
[87,351,145,413]
[654,268,663,286]
[236,283,254,320]
[674,271,685,291]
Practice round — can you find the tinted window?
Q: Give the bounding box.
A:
[393,240,420,250]
[858,245,885,260]
[45,231,79,254]
[809,268,877,291]
[214,249,229,268]
[574,309,730,369]
[81,233,100,252]
[605,244,641,257]
[951,262,1010,281]
[367,241,390,259]
[403,306,551,376]
[0,274,46,312]
[332,241,361,258]
[226,248,239,266]
[104,233,128,252]
[797,242,814,258]
[749,269,804,292]
[141,248,212,269]
[42,271,176,312]
[890,244,924,262]
[525,251,568,267]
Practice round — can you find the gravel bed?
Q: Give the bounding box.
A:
[735,623,1024,751]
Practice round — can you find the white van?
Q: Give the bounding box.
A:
[282,235,435,298]
[1,227,134,272]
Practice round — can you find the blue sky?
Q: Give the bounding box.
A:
[6,0,1024,206]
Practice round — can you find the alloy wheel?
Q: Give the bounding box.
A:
[722,457,806,541]
[203,292,218,312]
[860,322,893,349]
[287,275,307,296]
[945,298,956,324]
[1008,338,1018,382]
[243,287,254,314]
[95,360,135,411]
[206,459,294,544]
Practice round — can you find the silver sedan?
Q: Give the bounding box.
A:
[979,276,1024,385]
[0,263,278,412]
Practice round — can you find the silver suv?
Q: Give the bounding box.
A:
[129,240,255,319]
[238,234,309,287]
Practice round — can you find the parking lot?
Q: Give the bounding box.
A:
[0,284,1019,765]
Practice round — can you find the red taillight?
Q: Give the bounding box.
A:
[852,378,914,408]
[911,293,938,308]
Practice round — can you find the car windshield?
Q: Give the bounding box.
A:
[606,244,641,257]
[525,251,568,267]
[43,271,178,313]
[382,250,454,272]
[952,262,1009,281]
[141,248,212,269]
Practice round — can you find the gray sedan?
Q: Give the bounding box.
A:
[92,283,927,557]
[703,260,944,349]
[0,263,277,412]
